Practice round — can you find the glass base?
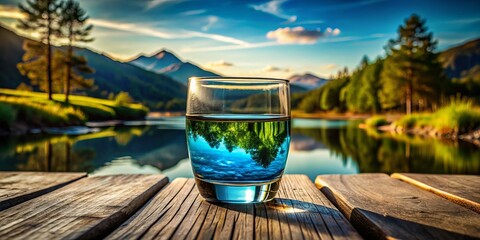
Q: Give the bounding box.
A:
[195,177,281,203]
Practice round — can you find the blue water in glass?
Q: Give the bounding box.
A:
[186,115,290,203]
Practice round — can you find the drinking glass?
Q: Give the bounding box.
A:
[186,77,291,203]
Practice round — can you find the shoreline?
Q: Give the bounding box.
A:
[2,111,401,135]
[360,123,480,147]
[291,111,404,121]
[0,111,188,136]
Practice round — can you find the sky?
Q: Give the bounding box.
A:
[0,0,479,78]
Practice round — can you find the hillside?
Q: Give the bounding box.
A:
[128,50,219,85]
[0,26,30,89]
[76,48,186,106]
[439,38,480,79]
[0,25,186,109]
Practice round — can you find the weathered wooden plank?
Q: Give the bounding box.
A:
[316,174,480,240]
[391,173,480,213]
[0,171,86,211]
[0,174,168,239]
[107,175,361,240]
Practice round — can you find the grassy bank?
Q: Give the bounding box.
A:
[291,110,375,120]
[0,89,148,132]
[394,101,480,134]
[364,100,480,138]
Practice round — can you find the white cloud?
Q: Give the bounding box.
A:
[319,64,338,71]
[263,65,290,72]
[201,16,218,31]
[183,30,248,45]
[181,41,279,52]
[267,26,340,44]
[90,19,177,38]
[180,9,206,16]
[146,0,184,10]
[89,19,249,45]
[206,60,234,67]
[250,0,296,23]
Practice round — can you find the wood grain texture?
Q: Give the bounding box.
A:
[391,173,480,213]
[316,174,480,240]
[107,174,361,240]
[0,171,86,211]
[0,174,168,239]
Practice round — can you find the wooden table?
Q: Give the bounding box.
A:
[0,172,479,240]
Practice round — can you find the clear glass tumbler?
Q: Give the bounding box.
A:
[186,77,291,203]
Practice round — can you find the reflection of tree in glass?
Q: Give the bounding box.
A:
[187,120,289,168]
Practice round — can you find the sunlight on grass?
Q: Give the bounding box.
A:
[393,98,480,133]
[0,95,85,128]
[0,88,149,129]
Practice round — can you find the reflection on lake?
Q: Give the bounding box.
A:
[0,117,478,180]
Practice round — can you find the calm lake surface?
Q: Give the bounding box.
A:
[1,117,479,180]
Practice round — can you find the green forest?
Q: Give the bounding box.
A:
[295,14,479,114]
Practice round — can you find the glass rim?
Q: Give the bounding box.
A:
[189,76,289,83]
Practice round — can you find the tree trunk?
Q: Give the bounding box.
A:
[65,25,73,103]
[406,82,412,115]
[46,9,53,100]
[406,63,414,115]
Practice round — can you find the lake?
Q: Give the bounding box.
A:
[0,117,478,180]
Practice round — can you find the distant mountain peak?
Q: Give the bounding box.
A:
[128,49,220,85]
[288,72,328,90]
[303,72,319,78]
[150,48,180,60]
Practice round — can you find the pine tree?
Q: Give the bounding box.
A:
[360,55,370,69]
[17,0,63,100]
[55,50,94,92]
[380,14,446,114]
[60,0,94,102]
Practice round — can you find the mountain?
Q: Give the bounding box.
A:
[128,50,219,85]
[0,25,186,108]
[439,38,480,79]
[288,73,328,90]
[76,48,186,105]
[129,50,183,72]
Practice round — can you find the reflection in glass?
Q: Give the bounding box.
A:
[186,118,290,181]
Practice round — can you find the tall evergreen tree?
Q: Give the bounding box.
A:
[17,0,63,100]
[60,0,94,103]
[380,14,446,114]
[360,55,370,69]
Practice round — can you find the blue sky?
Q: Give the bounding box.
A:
[1,0,479,78]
